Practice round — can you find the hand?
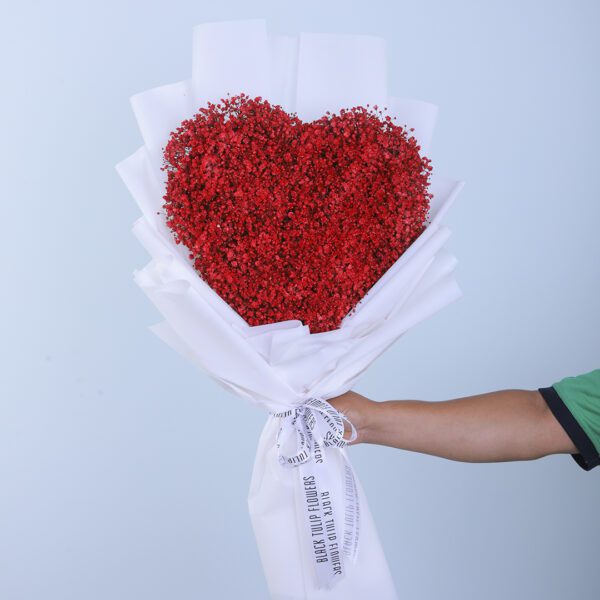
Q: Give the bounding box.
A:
[327,390,377,445]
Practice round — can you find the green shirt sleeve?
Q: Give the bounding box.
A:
[539,369,600,471]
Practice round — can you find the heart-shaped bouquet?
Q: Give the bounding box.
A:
[163,93,432,333]
[117,19,463,600]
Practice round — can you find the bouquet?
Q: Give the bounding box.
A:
[116,18,463,600]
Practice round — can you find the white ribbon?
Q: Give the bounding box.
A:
[271,398,361,590]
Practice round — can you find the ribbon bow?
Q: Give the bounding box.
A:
[270,398,361,589]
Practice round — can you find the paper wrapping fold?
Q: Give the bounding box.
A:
[116,19,464,599]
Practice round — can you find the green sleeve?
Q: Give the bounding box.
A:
[538,368,600,471]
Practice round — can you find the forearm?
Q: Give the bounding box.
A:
[337,390,577,462]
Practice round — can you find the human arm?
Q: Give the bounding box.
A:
[328,389,578,462]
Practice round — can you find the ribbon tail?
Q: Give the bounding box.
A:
[296,439,363,590]
[340,450,361,564]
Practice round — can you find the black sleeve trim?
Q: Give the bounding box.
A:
[538,386,600,471]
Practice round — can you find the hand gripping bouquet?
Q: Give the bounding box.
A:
[116,19,463,600]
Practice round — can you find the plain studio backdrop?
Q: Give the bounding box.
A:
[1,1,598,599]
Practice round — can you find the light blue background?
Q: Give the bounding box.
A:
[1,1,598,598]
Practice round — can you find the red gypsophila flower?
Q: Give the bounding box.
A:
[162,93,432,333]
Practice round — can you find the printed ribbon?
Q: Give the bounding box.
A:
[270,397,361,590]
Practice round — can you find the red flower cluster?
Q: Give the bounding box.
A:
[162,94,432,333]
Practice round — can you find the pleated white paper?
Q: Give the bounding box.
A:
[116,18,464,600]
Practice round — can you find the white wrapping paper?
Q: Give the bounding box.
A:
[116,19,464,599]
